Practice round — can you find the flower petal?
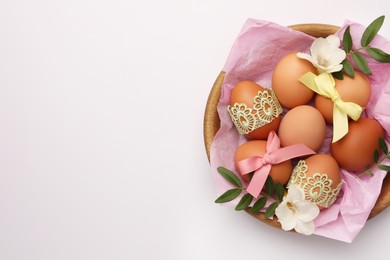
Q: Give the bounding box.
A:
[279,215,297,231]
[286,185,305,201]
[275,202,293,220]
[326,49,347,67]
[294,201,320,222]
[315,64,330,74]
[297,52,316,64]
[326,35,341,48]
[310,37,327,55]
[303,34,345,74]
[325,64,344,73]
[294,219,315,235]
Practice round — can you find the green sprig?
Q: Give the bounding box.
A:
[215,188,242,203]
[361,16,385,47]
[341,16,390,78]
[217,166,242,188]
[265,175,275,195]
[342,59,355,78]
[265,202,279,219]
[214,168,286,219]
[357,137,390,178]
[250,197,267,213]
[235,193,253,211]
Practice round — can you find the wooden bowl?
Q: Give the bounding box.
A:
[203,23,390,229]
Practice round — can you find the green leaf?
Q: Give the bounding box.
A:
[251,196,267,213]
[378,165,390,172]
[343,26,353,53]
[369,172,375,177]
[217,167,242,188]
[379,137,388,154]
[265,175,275,195]
[367,47,390,63]
[352,52,372,75]
[235,193,253,211]
[374,149,379,164]
[275,183,286,201]
[361,16,385,47]
[215,188,242,203]
[264,202,279,219]
[342,59,355,78]
[332,71,344,80]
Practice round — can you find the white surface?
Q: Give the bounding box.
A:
[0,0,389,259]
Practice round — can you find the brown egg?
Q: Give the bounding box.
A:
[272,52,317,109]
[234,140,292,185]
[289,154,342,209]
[315,71,371,123]
[278,105,326,151]
[331,117,384,172]
[229,80,282,139]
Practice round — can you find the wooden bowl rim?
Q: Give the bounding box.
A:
[204,23,390,229]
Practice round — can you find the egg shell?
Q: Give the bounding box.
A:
[331,117,385,172]
[230,81,281,139]
[315,71,371,123]
[278,105,326,151]
[272,52,317,109]
[292,154,342,209]
[234,140,292,185]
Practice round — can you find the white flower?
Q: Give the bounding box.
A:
[275,185,320,235]
[297,35,346,73]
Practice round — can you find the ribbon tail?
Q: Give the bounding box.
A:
[332,106,348,143]
[246,165,271,198]
[269,145,316,164]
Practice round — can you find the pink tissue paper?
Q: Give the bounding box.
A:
[210,19,390,243]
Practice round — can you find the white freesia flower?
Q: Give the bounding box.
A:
[297,35,346,73]
[275,184,320,235]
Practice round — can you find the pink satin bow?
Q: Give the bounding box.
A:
[237,131,315,198]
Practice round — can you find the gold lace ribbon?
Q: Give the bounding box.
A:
[227,88,282,135]
[289,160,343,208]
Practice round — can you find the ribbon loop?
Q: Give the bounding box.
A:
[299,72,363,142]
[335,100,362,121]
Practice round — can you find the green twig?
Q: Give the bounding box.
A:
[258,192,281,204]
[356,155,387,178]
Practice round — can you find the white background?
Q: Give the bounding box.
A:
[1,0,390,259]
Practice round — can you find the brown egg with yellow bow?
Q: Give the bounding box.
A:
[315,71,371,123]
[272,52,317,109]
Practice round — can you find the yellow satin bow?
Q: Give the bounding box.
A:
[299,72,363,143]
